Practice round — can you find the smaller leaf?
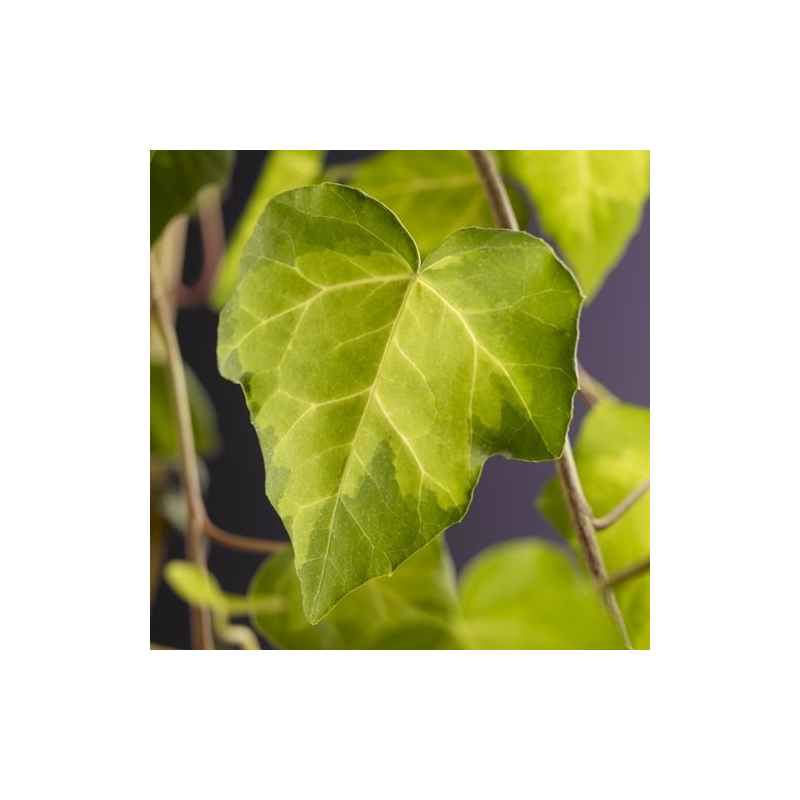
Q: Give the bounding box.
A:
[150,363,219,458]
[250,536,624,649]
[150,150,234,245]
[164,560,283,616]
[350,150,527,258]
[248,538,459,649]
[503,150,649,299]
[164,560,227,610]
[210,150,325,310]
[458,539,623,649]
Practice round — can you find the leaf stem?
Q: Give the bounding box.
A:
[594,479,650,530]
[204,519,290,555]
[603,555,650,591]
[178,186,226,308]
[468,150,518,230]
[555,443,631,647]
[466,153,615,408]
[468,149,633,649]
[151,264,214,650]
[577,362,618,406]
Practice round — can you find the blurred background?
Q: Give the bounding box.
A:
[150,150,650,648]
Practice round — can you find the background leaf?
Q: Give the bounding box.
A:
[210,151,325,310]
[537,402,650,648]
[164,560,227,610]
[150,150,234,245]
[217,183,582,622]
[165,560,282,616]
[250,537,621,649]
[457,539,622,649]
[350,150,526,259]
[503,150,649,299]
[249,538,459,649]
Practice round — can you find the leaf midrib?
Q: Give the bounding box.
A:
[309,272,418,619]
[308,263,556,617]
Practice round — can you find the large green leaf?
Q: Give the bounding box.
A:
[250,537,621,649]
[150,150,234,245]
[350,150,520,259]
[538,402,650,648]
[210,151,325,310]
[503,150,649,299]
[250,538,459,649]
[150,362,219,457]
[217,183,582,622]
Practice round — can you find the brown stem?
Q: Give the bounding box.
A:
[577,362,618,407]
[594,479,650,530]
[204,519,290,555]
[151,264,214,650]
[469,149,632,649]
[603,556,650,591]
[465,154,614,411]
[177,186,226,308]
[555,442,631,647]
[467,151,518,230]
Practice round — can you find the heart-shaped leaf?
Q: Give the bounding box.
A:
[218,183,581,622]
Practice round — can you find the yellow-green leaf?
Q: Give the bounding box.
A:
[250,537,623,649]
[503,150,649,299]
[218,183,582,622]
[249,538,458,649]
[350,150,520,259]
[457,539,623,649]
[165,560,282,616]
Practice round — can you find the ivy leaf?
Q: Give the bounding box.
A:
[150,150,234,245]
[249,538,458,649]
[537,402,650,648]
[217,183,582,622]
[164,560,227,610]
[503,150,649,299]
[350,150,526,259]
[210,151,325,310]
[150,362,219,458]
[457,539,622,649]
[165,560,283,616]
[250,537,621,649]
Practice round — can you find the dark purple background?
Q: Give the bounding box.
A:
[150,151,650,648]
